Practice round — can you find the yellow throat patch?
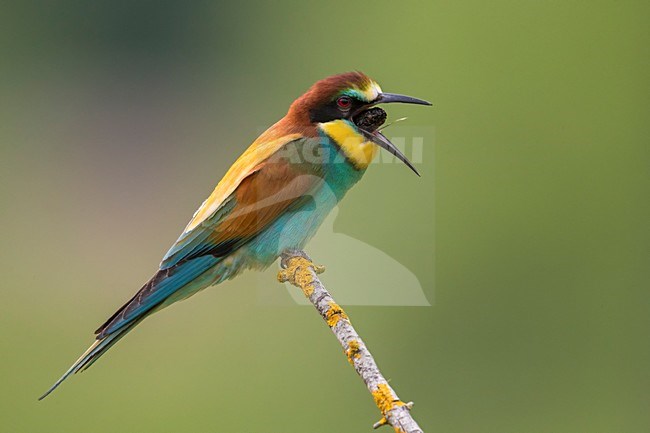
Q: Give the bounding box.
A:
[319,120,377,170]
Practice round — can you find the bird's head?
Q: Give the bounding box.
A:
[288,71,431,175]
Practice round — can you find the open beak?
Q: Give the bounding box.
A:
[359,128,421,176]
[364,92,432,176]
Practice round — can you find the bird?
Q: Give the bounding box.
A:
[39,71,431,399]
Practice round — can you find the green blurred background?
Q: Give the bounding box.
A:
[1,1,648,432]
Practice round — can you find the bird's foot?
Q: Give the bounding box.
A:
[277,250,325,296]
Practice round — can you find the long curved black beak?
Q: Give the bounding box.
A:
[376,92,432,106]
[359,128,421,176]
[361,92,431,176]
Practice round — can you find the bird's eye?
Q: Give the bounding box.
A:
[337,96,352,110]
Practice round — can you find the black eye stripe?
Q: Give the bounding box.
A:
[309,97,364,123]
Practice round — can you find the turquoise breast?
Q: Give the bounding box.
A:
[242,135,367,267]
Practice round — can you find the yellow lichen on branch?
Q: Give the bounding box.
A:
[346,340,362,364]
[372,383,406,415]
[279,250,424,433]
[325,301,348,328]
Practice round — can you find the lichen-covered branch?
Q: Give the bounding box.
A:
[278,250,424,433]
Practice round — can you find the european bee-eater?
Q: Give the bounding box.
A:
[40,71,430,399]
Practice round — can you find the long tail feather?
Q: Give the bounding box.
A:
[40,257,220,400]
[38,340,103,400]
[38,315,145,400]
